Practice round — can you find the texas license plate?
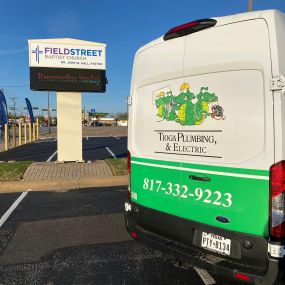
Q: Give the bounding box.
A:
[201,232,231,255]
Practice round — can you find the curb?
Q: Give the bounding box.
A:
[0,175,129,193]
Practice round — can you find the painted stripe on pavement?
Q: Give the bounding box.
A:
[131,161,269,180]
[112,136,120,140]
[106,147,117,158]
[47,150,57,162]
[194,267,216,285]
[0,191,29,228]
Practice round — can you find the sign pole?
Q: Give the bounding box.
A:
[48,91,51,134]
[18,123,22,146]
[24,123,27,144]
[4,124,8,150]
[57,92,83,162]
[29,123,32,142]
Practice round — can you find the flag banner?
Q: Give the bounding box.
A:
[25,98,35,124]
[0,90,9,130]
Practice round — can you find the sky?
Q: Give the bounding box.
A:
[0,0,285,117]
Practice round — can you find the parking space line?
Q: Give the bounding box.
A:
[0,191,29,228]
[112,136,120,140]
[194,267,216,285]
[47,150,57,162]
[106,147,117,158]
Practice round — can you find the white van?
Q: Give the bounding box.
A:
[125,10,285,285]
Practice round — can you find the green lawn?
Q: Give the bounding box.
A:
[0,161,33,182]
[105,158,128,176]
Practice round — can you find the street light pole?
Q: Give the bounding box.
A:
[248,0,252,12]
[10,97,17,123]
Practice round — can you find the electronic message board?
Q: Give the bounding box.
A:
[30,67,106,92]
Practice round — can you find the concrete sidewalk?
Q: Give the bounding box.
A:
[23,161,113,181]
[0,161,128,193]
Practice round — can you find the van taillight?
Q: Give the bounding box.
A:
[163,18,217,41]
[270,161,285,240]
[235,273,250,282]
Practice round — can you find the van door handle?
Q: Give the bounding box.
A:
[189,175,211,182]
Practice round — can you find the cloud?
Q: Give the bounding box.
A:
[44,11,80,35]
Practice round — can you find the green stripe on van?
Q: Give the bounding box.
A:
[130,159,269,237]
[131,156,269,177]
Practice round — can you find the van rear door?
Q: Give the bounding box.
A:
[129,36,186,238]
[176,19,274,239]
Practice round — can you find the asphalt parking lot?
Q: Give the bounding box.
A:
[0,186,227,285]
[0,136,127,162]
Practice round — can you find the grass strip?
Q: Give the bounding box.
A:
[0,161,33,182]
[105,158,127,176]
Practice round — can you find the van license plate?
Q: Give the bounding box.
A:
[201,232,231,255]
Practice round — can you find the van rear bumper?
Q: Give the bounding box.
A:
[125,202,284,285]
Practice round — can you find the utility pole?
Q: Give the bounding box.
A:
[10,97,17,123]
[248,0,253,12]
[47,91,51,133]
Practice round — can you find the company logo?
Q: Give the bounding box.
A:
[215,216,230,223]
[44,47,102,57]
[32,45,43,64]
[155,83,226,126]
[31,45,103,64]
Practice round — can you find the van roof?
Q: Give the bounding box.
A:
[137,9,284,54]
[214,9,284,26]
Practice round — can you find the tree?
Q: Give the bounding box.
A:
[116,112,128,120]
